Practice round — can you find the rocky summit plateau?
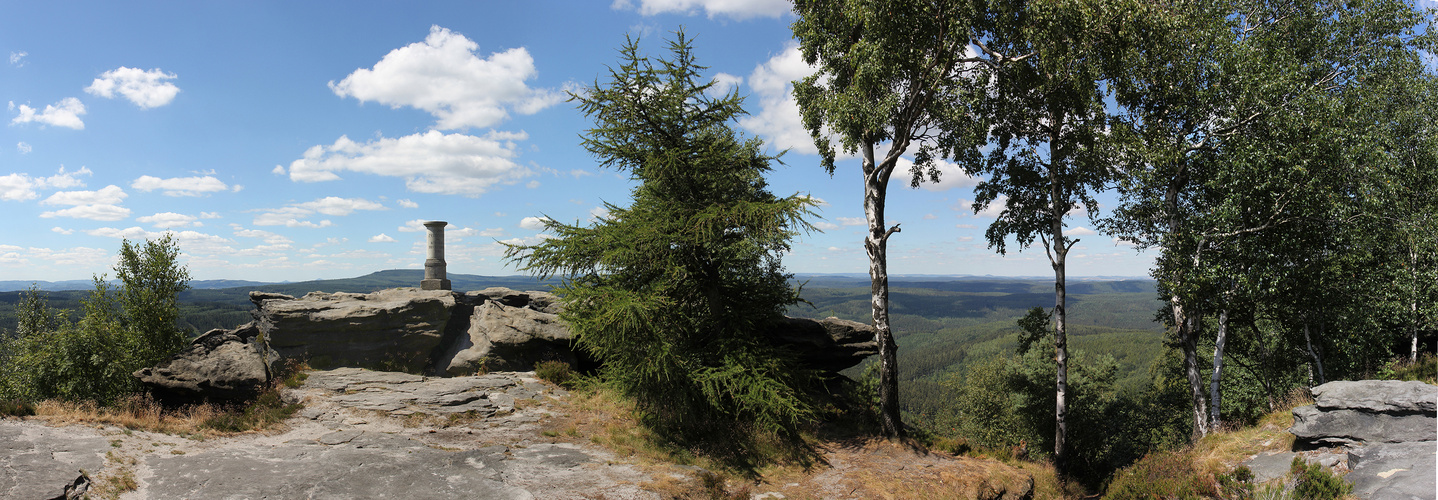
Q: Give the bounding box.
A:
[3,366,1037,499]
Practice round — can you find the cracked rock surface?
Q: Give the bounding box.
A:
[0,368,656,499]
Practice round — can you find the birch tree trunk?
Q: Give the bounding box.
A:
[1412,249,1420,362]
[1047,117,1071,474]
[862,141,904,438]
[1209,307,1229,429]
[1303,323,1326,385]
[1181,309,1209,440]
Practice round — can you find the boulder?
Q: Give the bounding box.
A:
[436,300,575,375]
[1291,380,1438,447]
[1347,441,1438,500]
[1290,406,1437,446]
[253,288,457,373]
[467,287,563,314]
[765,316,878,374]
[1312,380,1437,414]
[133,323,272,404]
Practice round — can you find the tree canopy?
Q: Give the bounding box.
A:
[505,32,820,452]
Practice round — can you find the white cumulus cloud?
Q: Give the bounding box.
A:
[0,166,92,202]
[737,43,819,155]
[41,185,127,206]
[518,216,550,230]
[252,196,383,227]
[131,175,229,196]
[10,97,86,129]
[1069,226,1097,236]
[369,233,397,243]
[9,51,26,67]
[329,25,563,130]
[283,130,532,197]
[40,204,131,221]
[397,199,419,208]
[85,67,181,108]
[836,216,866,226]
[16,142,31,154]
[612,0,792,19]
[137,212,200,228]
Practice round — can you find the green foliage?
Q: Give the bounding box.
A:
[1101,449,1215,500]
[200,390,301,433]
[1289,456,1351,500]
[506,32,818,455]
[0,237,191,405]
[116,235,191,364]
[1378,353,1438,384]
[534,360,575,387]
[0,398,35,417]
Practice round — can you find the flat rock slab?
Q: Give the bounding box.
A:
[0,422,110,500]
[303,367,533,417]
[1,369,656,500]
[1290,405,1437,446]
[1243,452,1298,483]
[1348,442,1438,500]
[1313,380,1438,414]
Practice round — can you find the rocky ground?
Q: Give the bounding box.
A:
[2,368,1034,500]
[1239,380,1436,500]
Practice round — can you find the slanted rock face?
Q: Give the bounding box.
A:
[253,288,457,373]
[243,287,875,380]
[765,316,879,374]
[133,322,272,404]
[437,299,575,375]
[1290,380,1438,447]
[1287,379,1437,500]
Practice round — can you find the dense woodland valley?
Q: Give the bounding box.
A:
[3,0,1436,495]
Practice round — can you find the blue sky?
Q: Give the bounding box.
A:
[0,0,1167,282]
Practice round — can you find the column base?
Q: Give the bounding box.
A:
[420,279,451,291]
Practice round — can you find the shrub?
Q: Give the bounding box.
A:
[535,360,575,387]
[0,398,36,417]
[0,236,191,405]
[1290,456,1351,500]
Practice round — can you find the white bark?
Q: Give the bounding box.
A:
[862,140,904,438]
[1209,308,1229,428]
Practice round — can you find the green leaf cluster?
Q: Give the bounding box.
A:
[1,235,191,404]
[506,32,820,449]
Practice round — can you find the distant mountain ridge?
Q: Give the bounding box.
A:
[2,270,1152,293]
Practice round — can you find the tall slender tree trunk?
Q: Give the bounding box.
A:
[1412,249,1420,362]
[1209,307,1229,429]
[1181,308,1209,440]
[1047,117,1070,475]
[862,141,904,438]
[1166,175,1208,441]
[1303,322,1326,385]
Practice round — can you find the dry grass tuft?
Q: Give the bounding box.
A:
[31,395,225,438]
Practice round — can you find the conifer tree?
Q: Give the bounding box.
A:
[506,32,819,445]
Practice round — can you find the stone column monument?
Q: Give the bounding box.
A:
[421,221,451,290]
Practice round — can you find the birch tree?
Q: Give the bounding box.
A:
[792,0,994,438]
[965,0,1131,472]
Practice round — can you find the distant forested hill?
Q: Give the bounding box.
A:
[785,277,1165,427]
[3,271,1167,422]
[0,270,562,335]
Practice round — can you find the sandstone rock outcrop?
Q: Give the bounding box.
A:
[133,322,273,404]
[1287,380,1437,500]
[436,298,574,375]
[250,287,577,376]
[1290,380,1437,447]
[246,287,877,379]
[765,316,879,374]
[252,288,458,373]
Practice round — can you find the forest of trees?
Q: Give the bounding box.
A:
[0,0,1432,493]
[791,0,1436,485]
